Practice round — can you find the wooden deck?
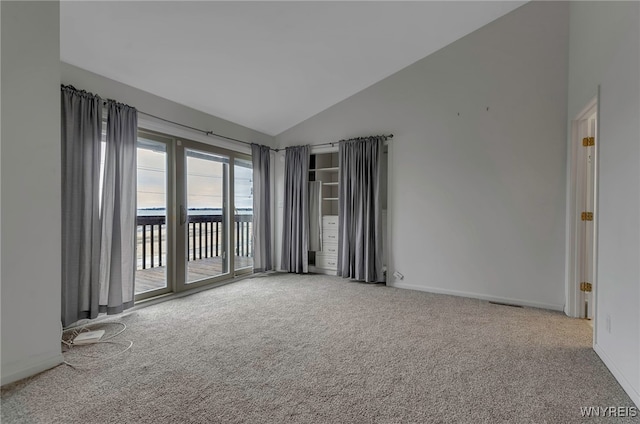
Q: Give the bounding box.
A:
[136,256,253,294]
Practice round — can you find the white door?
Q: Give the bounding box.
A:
[577,111,597,319]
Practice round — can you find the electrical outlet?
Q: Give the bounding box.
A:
[606,314,611,333]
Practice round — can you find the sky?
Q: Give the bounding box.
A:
[136,141,253,211]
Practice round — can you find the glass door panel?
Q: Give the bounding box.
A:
[234,158,253,271]
[185,148,228,283]
[135,136,169,296]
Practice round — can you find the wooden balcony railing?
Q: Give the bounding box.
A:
[136,214,253,270]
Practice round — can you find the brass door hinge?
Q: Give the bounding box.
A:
[580,282,593,292]
[582,137,595,146]
[581,212,594,221]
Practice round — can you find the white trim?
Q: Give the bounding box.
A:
[1,352,63,386]
[593,87,601,345]
[564,118,579,316]
[564,96,598,318]
[308,266,338,276]
[576,97,598,122]
[594,343,640,408]
[388,282,563,311]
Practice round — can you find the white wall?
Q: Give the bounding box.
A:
[1,1,64,385]
[567,1,640,122]
[61,63,276,149]
[275,2,569,310]
[569,2,640,406]
[0,11,275,386]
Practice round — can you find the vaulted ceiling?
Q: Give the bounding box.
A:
[60,1,525,136]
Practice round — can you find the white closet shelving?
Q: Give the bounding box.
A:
[309,151,339,275]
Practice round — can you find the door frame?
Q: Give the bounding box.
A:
[175,139,231,291]
[565,96,598,319]
[175,138,254,291]
[134,130,176,302]
[135,116,255,299]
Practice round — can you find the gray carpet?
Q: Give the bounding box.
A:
[1,273,638,423]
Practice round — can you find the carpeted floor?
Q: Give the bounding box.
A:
[1,273,638,423]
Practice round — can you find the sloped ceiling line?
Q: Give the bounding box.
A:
[60,1,526,136]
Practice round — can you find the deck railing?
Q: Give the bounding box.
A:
[136,214,253,270]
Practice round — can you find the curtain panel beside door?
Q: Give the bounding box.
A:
[61,86,103,327]
[251,143,272,272]
[99,100,138,315]
[61,85,138,327]
[337,137,384,283]
[280,145,310,273]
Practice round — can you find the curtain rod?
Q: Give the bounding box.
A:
[139,110,393,153]
[136,110,272,150]
[311,134,394,149]
[62,84,392,153]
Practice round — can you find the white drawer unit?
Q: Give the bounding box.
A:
[322,215,338,229]
[316,253,338,270]
[322,242,338,255]
[317,215,339,272]
[322,229,338,243]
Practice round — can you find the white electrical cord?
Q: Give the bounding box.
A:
[61,321,133,368]
[62,340,133,368]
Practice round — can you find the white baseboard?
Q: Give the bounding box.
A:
[308,266,338,276]
[594,343,640,408]
[388,282,564,311]
[1,352,63,386]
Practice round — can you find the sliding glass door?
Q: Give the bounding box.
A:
[234,158,253,273]
[183,147,229,284]
[174,138,254,289]
[135,132,173,300]
[134,131,253,298]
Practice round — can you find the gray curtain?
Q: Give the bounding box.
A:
[281,145,310,273]
[61,85,103,327]
[251,144,272,272]
[99,100,137,314]
[308,181,322,252]
[337,137,384,282]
